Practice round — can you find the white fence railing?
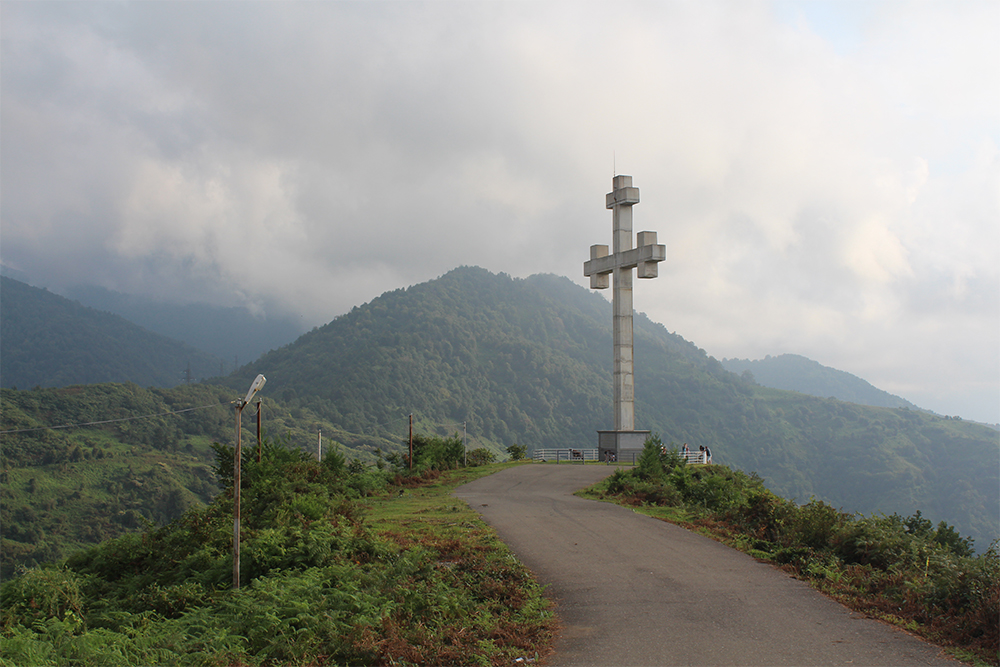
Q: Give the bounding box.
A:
[532,448,599,463]
[531,448,713,465]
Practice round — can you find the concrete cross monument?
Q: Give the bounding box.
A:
[584,175,666,463]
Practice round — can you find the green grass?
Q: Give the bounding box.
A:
[362,462,555,666]
[365,461,523,530]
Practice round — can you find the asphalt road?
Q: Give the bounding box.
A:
[454,464,958,667]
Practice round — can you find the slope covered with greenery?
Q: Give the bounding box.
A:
[720,353,925,412]
[580,438,998,665]
[0,380,407,577]
[1,443,554,666]
[222,266,998,551]
[0,277,222,389]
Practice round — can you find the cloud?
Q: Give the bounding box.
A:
[1,1,997,422]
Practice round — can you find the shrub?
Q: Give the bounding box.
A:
[506,444,528,461]
[0,567,85,630]
[466,448,496,467]
[322,445,347,475]
[726,488,793,543]
[605,469,630,495]
[792,499,849,551]
[410,434,465,470]
[635,434,667,481]
[685,474,744,512]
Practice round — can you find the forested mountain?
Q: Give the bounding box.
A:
[0,277,222,389]
[3,266,997,572]
[65,283,305,367]
[720,354,925,412]
[224,266,999,550]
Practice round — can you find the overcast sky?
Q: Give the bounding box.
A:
[2,1,997,423]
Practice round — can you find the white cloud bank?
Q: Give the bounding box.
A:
[1,1,997,423]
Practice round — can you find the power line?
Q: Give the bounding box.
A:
[0,401,235,435]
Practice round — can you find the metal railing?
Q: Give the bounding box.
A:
[531,449,713,465]
[680,450,711,464]
[532,448,599,463]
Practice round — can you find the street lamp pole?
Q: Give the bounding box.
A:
[234,374,266,590]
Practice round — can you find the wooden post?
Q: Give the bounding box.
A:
[409,414,413,470]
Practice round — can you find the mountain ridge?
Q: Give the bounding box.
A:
[0,276,222,389]
[720,353,926,412]
[222,266,998,550]
[63,283,305,366]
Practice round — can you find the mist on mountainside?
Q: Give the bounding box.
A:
[64,284,307,367]
[0,277,222,389]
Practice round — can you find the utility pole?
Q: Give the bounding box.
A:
[463,421,467,467]
[408,414,413,470]
[256,399,262,462]
[234,374,266,590]
[317,428,322,461]
[234,403,243,588]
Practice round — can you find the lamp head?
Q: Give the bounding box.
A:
[243,374,266,405]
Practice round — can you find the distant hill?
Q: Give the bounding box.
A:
[720,354,924,411]
[0,276,222,388]
[65,284,305,367]
[221,266,999,550]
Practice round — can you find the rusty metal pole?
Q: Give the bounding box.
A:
[256,399,262,462]
[232,374,265,590]
[233,401,243,589]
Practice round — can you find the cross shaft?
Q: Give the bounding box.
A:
[583,175,666,432]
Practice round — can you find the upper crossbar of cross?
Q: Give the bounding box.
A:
[583,176,666,288]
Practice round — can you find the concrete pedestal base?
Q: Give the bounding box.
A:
[597,430,650,464]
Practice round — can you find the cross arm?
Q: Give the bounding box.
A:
[583,231,666,289]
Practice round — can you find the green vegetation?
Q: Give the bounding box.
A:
[0,384,233,578]
[580,436,999,665]
[0,441,553,666]
[217,267,998,550]
[4,267,997,555]
[506,444,527,461]
[0,383,404,577]
[0,276,221,389]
